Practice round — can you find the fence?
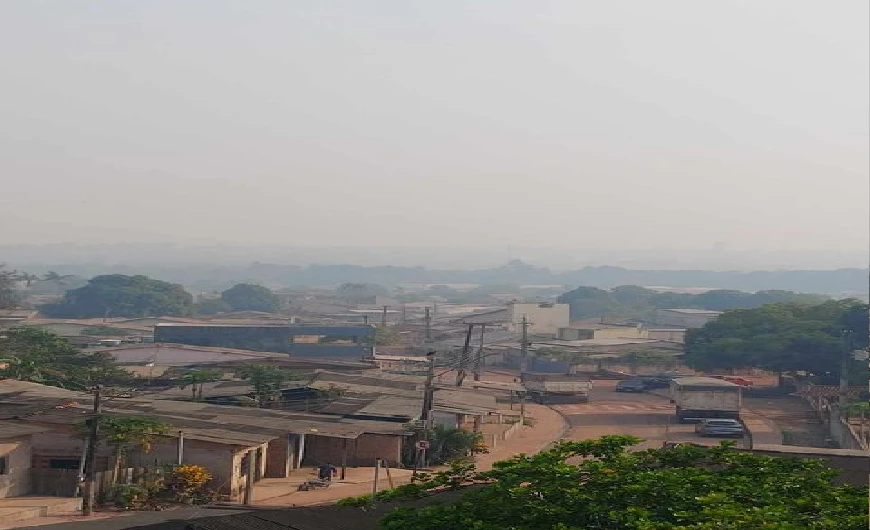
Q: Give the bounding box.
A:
[794,380,868,450]
[30,467,164,500]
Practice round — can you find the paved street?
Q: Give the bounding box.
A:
[558,380,759,449]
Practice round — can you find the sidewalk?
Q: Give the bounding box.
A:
[256,402,568,507]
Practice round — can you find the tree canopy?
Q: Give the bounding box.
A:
[0,327,132,388]
[354,436,867,530]
[684,300,869,378]
[0,264,23,309]
[336,282,389,301]
[219,283,280,313]
[235,364,298,406]
[193,296,232,316]
[40,274,193,318]
[557,285,829,320]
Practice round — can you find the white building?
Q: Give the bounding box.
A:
[463,302,570,336]
[655,309,722,329]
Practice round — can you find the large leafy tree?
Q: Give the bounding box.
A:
[76,416,170,481]
[336,282,389,302]
[219,283,280,313]
[193,296,232,316]
[40,274,193,318]
[0,264,23,309]
[367,436,867,530]
[558,285,828,320]
[0,327,131,388]
[235,364,298,407]
[684,300,869,379]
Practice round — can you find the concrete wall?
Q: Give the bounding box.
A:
[303,434,404,467]
[509,304,569,335]
[559,326,651,340]
[647,329,686,343]
[28,426,258,501]
[735,447,869,486]
[127,437,250,497]
[0,437,32,498]
[264,435,305,478]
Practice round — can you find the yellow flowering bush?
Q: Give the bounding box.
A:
[166,465,213,503]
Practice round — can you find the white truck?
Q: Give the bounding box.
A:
[669,376,742,423]
[521,373,593,404]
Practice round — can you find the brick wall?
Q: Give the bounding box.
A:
[303,434,404,467]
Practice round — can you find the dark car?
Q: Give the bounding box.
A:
[615,379,646,392]
[638,377,670,389]
[694,419,745,438]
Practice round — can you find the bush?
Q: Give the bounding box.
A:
[104,484,150,510]
[403,427,488,467]
[165,465,214,504]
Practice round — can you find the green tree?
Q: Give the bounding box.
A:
[684,300,869,380]
[40,274,193,318]
[235,364,297,407]
[0,327,132,388]
[193,297,232,316]
[336,282,388,302]
[78,416,170,481]
[419,426,487,466]
[372,436,867,530]
[0,264,23,309]
[220,283,280,313]
[15,272,40,288]
[41,271,74,284]
[178,368,223,400]
[557,285,828,320]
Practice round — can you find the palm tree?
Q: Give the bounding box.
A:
[179,369,223,400]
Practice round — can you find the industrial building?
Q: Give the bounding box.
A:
[153,323,376,359]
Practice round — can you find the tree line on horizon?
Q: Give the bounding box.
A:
[556,284,830,320]
[3,259,867,295]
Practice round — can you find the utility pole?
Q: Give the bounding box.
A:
[176,431,184,465]
[401,301,407,324]
[455,324,474,387]
[473,324,486,381]
[520,315,530,374]
[418,351,436,469]
[381,305,389,327]
[840,329,854,398]
[243,450,257,505]
[423,307,432,343]
[82,386,102,516]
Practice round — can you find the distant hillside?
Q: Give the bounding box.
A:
[4,259,867,296]
[557,285,831,320]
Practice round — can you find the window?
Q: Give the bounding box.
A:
[48,459,80,470]
[0,456,8,475]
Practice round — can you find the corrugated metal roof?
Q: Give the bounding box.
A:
[0,422,52,439]
[0,380,409,445]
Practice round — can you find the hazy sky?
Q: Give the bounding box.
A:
[1,1,868,255]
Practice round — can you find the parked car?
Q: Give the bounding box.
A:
[638,376,670,389]
[615,379,646,393]
[694,418,745,437]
